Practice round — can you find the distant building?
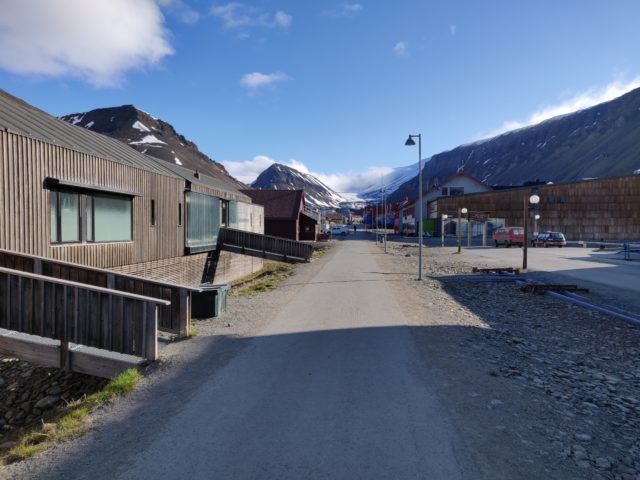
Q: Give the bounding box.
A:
[241,189,319,241]
[400,172,492,234]
[432,175,640,241]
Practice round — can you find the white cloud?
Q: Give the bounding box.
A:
[393,41,409,57]
[157,0,200,24]
[449,24,457,36]
[211,3,292,29]
[322,3,363,17]
[0,0,173,86]
[475,75,640,140]
[240,72,290,92]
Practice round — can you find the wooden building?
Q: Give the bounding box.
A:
[240,189,319,241]
[432,175,640,241]
[0,89,264,286]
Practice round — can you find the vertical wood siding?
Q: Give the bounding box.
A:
[0,131,185,268]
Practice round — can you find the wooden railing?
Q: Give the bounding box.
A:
[218,228,314,263]
[0,249,201,337]
[0,267,168,376]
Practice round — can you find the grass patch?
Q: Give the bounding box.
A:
[188,325,198,337]
[231,262,295,297]
[2,369,141,465]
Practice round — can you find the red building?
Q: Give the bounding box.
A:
[240,189,319,241]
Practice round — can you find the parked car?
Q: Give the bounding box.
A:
[492,227,524,247]
[329,225,349,236]
[532,231,566,247]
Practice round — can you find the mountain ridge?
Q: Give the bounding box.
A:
[251,163,346,209]
[390,87,640,202]
[61,105,246,190]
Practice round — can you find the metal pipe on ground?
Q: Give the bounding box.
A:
[548,291,640,326]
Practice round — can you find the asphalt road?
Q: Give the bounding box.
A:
[457,246,640,293]
[20,237,477,480]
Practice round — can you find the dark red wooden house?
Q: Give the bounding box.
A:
[240,189,318,241]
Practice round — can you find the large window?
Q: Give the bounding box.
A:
[50,190,132,244]
[185,191,220,249]
[91,194,133,242]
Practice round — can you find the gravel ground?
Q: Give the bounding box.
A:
[377,239,640,480]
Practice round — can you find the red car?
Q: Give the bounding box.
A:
[493,227,524,247]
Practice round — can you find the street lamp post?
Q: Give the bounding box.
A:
[441,214,448,247]
[523,194,540,270]
[457,207,467,253]
[467,210,472,247]
[534,214,540,235]
[382,185,387,253]
[405,134,423,280]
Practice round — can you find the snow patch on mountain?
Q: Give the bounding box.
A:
[132,120,150,132]
[129,134,166,145]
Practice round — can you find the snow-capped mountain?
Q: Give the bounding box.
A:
[61,105,245,189]
[357,162,420,201]
[390,86,640,202]
[251,163,346,209]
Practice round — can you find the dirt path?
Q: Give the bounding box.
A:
[6,237,476,479]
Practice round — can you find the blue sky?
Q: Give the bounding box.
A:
[1,1,640,192]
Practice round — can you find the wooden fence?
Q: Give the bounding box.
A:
[0,249,200,337]
[218,228,314,263]
[0,267,169,377]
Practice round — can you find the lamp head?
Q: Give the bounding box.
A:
[535,214,540,220]
[442,214,448,219]
[529,194,540,204]
[404,135,416,146]
[461,207,468,214]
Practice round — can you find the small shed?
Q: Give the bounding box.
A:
[240,189,318,241]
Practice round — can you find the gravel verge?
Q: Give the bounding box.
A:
[376,239,640,480]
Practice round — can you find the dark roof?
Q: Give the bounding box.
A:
[0,89,245,199]
[240,189,304,219]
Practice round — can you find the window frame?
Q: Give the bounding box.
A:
[50,190,82,245]
[50,188,134,245]
[88,192,134,244]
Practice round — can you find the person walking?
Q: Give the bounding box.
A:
[353,224,357,233]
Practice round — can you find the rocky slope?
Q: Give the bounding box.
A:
[251,163,345,209]
[391,87,640,202]
[61,106,245,189]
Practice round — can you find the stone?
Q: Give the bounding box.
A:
[46,385,62,396]
[575,460,591,469]
[574,433,592,442]
[34,395,60,410]
[0,441,16,450]
[594,457,611,470]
